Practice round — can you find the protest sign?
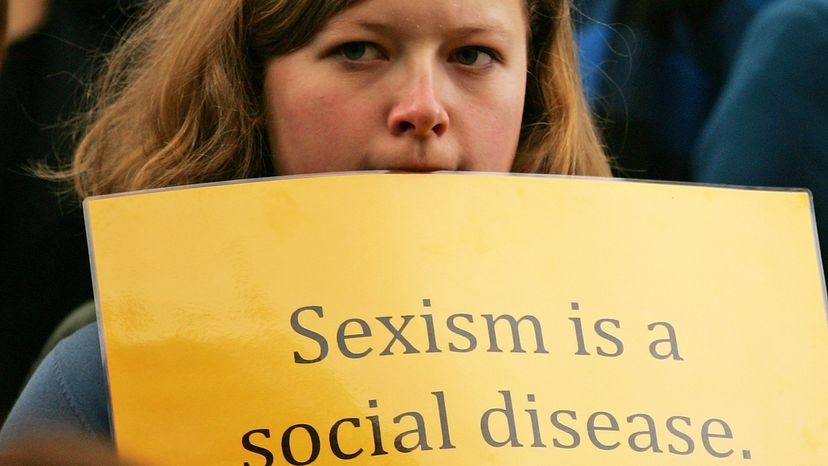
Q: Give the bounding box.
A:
[85,173,828,465]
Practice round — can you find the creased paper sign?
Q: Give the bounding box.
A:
[85,173,828,465]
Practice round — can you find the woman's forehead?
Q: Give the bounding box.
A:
[319,0,530,37]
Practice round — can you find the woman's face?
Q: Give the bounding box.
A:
[263,0,528,174]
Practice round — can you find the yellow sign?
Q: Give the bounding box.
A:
[85,173,828,465]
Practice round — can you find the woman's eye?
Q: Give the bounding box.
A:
[338,42,382,61]
[453,47,496,66]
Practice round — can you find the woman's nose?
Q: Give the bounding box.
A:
[387,70,449,138]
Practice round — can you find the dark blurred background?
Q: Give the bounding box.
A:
[1,0,143,422]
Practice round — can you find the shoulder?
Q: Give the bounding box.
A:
[746,0,828,54]
[694,0,828,187]
[698,0,828,144]
[0,323,110,447]
[763,0,828,23]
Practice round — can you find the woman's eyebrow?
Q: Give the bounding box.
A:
[330,18,516,39]
[447,25,516,41]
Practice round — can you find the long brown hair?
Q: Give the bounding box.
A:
[65,0,610,197]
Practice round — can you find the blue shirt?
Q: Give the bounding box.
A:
[0,323,110,447]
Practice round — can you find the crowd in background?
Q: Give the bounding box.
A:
[0,0,826,457]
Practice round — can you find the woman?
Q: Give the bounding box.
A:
[1,0,610,447]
